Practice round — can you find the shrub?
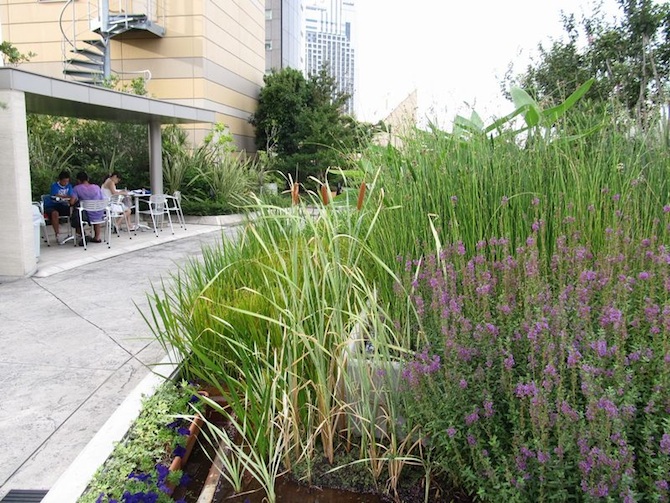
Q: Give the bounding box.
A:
[398,224,670,501]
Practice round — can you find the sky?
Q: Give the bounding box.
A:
[355,0,622,127]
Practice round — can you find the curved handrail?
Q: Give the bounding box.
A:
[111,69,152,83]
[59,0,77,54]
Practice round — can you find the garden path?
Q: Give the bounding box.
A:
[0,217,243,500]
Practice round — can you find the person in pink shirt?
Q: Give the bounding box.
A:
[72,171,105,243]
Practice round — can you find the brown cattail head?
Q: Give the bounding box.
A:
[291,182,300,205]
[356,181,367,211]
[320,185,330,205]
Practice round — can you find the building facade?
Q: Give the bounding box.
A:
[0,0,265,150]
[304,0,355,114]
[265,0,304,73]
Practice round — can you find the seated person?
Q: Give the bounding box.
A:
[101,171,135,231]
[72,171,106,243]
[44,170,75,243]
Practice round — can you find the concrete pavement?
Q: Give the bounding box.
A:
[0,218,244,500]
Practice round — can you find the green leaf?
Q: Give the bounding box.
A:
[542,78,594,124]
[510,87,541,127]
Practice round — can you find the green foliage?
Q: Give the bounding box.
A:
[162,122,256,213]
[0,40,35,65]
[509,0,670,130]
[27,114,150,191]
[79,380,203,503]
[27,131,74,200]
[145,100,670,501]
[147,201,416,501]
[250,66,377,187]
[27,74,152,198]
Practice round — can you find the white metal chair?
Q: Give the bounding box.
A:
[77,199,111,250]
[108,194,135,239]
[165,191,186,230]
[138,194,174,237]
[40,194,73,246]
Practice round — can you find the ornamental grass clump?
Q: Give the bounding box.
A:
[398,222,670,501]
[149,202,417,501]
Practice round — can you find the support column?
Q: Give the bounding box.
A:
[148,120,163,195]
[0,90,37,279]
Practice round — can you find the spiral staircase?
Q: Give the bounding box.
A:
[60,0,165,84]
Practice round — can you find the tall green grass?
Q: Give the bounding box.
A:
[360,113,670,314]
[145,109,670,501]
[148,201,419,501]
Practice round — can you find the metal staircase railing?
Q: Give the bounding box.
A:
[60,0,165,85]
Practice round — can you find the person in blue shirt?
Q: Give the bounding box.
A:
[44,170,75,242]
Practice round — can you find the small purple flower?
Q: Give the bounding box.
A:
[465,408,480,426]
[567,349,581,367]
[467,434,477,446]
[660,433,670,455]
[543,364,557,377]
[127,472,151,482]
[451,195,458,205]
[597,397,619,418]
[592,339,609,358]
[537,451,550,464]
[515,381,538,398]
[447,427,457,438]
[165,419,181,430]
[173,444,187,458]
[656,480,669,491]
[532,197,540,206]
[177,426,191,436]
[180,472,191,486]
[664,205,670,213]
[483,400,494,418]
[501,196,509,206]
[459,378,468,389]
[155,463,169,482]
[638,271,650,280]
[503,353,515,370]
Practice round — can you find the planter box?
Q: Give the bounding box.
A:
[42,353,181,503]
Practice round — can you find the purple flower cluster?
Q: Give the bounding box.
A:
[399,225,670,500]
[401,347,441,387]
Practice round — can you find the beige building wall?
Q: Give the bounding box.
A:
[1,0,264,151]
[375,90,418,148]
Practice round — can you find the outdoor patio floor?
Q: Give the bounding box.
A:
[0,215,245,500]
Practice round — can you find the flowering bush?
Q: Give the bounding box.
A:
[80,381,202,503]
[399,225,670,501]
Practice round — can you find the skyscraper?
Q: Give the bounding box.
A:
[265,0,305,73]
[304,0,355,114]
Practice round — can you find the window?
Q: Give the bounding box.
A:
[265,40,273,51]
[265,9,273,20]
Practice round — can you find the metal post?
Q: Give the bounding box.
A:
[149,120,163,195]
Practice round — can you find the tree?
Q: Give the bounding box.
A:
[250,66,374,187]
[0,40,35,65]
[508,0,670,131]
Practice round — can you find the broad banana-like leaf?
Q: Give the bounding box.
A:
[470,110,485,131]
[542,78,595,124]
[453,114,484,139]
[510,87,542,127]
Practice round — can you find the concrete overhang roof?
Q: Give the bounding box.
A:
[0,67,216,124]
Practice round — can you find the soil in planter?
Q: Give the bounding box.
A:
[213,476,386,503]
[174,389,472,502]
[174,439,472,503]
